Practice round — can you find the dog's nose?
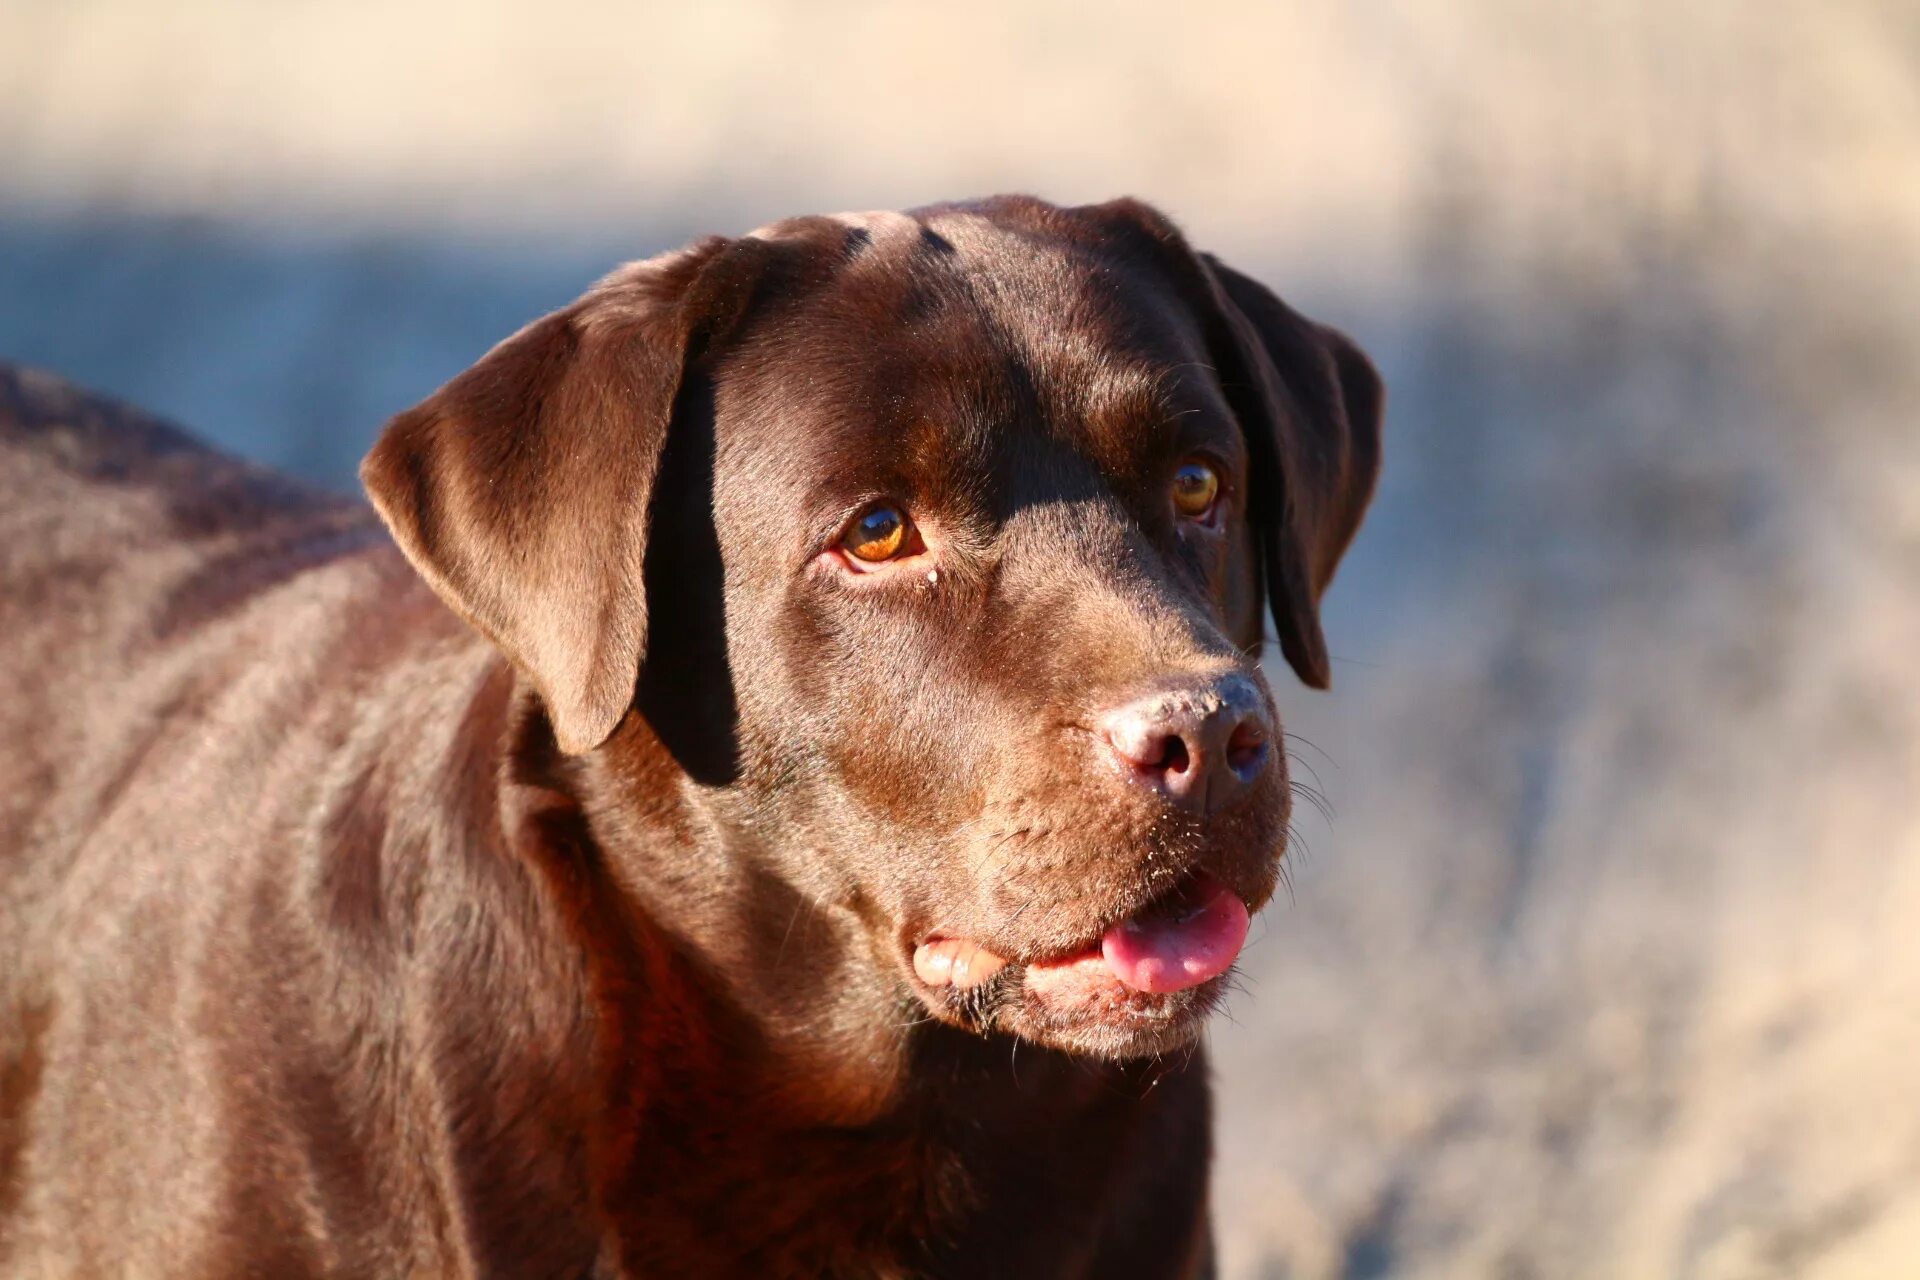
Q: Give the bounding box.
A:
[1099,675,1274,815]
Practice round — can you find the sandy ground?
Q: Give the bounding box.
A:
[4,3,1918,1274]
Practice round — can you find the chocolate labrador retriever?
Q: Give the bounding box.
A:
[0,195,1379,1278]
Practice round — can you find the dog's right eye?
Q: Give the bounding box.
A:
[1171,459,1221,523]
[841,504,913,563]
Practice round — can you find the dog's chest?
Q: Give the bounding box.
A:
[602,1116,965,1277]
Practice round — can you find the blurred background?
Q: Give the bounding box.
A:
[5,2,1917,1275]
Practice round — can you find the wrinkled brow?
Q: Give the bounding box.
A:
[1064,357,1238,485]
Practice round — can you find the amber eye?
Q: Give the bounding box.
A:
[1171,460,1220,520]
[841,504,912,562]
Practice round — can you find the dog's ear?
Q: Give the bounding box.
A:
[1194,254,1383,688]
[1076,199,1383,688]
[361,236,769,753]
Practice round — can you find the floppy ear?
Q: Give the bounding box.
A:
[360,236,765,753]
[1072,199,1382,688]
[1195,254,1384,688]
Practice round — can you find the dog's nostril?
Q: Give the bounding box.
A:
[1225,721,1268,780]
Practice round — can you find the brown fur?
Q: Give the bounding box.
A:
[0,196,1381,1278]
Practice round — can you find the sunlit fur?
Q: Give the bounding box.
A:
[0,196,1380,1277]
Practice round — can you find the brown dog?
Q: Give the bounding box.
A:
[0,196,1380,1278]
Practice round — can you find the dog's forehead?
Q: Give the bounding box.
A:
[731,206,1222,479]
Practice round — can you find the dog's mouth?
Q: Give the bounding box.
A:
[907,872,1253,1057]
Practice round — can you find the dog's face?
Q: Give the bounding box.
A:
[363,197,1381,1060]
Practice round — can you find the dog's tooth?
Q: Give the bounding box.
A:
[913,941,957,986]
[951,944,1006,989]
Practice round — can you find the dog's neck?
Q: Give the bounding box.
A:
[515,703,1047,1133]
[378,666,1206,1273]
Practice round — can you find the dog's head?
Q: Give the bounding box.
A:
[362,196,1381,1060]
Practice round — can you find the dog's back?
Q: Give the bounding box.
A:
[0,362,381,910]
[0,366,493,1275]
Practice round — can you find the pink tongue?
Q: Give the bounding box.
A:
[1100,875,1250,994]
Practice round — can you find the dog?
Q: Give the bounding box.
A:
[0,195,1380,1278]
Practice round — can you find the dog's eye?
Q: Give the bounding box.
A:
[842,504,912,562]
[1171,460,1220,521]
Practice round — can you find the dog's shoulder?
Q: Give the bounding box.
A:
[0,362,391,634]
[2,360,216,475]
[0,361,363,541]
[0,363,400,811]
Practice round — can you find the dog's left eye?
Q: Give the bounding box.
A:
[841,503,913,563]
[1171,460,1220,522]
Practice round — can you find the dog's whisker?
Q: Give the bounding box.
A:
[1289,777,1337,825]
